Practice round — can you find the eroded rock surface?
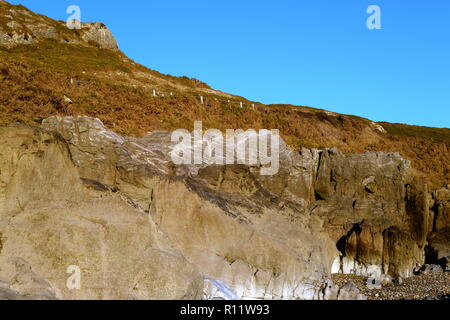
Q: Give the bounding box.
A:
[427,185,450,270]
[0,124,202,300]
[35,116,450,299]
[0,115,447,299]
[0,1,118,49]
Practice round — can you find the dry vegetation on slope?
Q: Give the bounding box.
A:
[0,1,448,188]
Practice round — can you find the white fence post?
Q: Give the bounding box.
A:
[200,96,204,104]
[240,102,243,108]
[153,89,156,97]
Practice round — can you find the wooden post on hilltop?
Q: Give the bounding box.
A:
[240,102,243,108]
[153,89,156,97]
[200,96,204,104]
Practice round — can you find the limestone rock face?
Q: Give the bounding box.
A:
[0,125,203,300]
[318,279,367,301]
[42,116,338,299]
[80,22,118,50]
[0,1,118,49]
[434,186,450,232]
[0,29,34,46]
[1,115,442,299]
[0,197,203,300]
[0,125,85,214]
[42,116,174,210]
[309,150,428,278]
[256,141,427,278]
[26,23,58,39]
[39,116,437,300]
[336,281,367,300]
[427,186,450,269]
[150,178,336,300]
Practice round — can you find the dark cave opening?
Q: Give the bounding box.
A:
[424,245,447,269]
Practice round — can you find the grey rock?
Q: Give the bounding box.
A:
[337,281,367,300]
[366,277,382,290]
[0,31,34,46]
[26,23,58,39]
[0,2,118,49]
[421,264,444,275]
[1,115,440,299]
[39,116,433,298]
[80,22,118,49]
[6,21,21,29]
[0,124,203,300]
[379,274,393,285]
[434,186,450,231]
[321,279,339,300]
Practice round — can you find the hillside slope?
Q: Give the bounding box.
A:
[0,1,449,301]
[0,0,448,188]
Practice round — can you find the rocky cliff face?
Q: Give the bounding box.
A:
[0,124,202,300]
[0,2,118,49]
[0,0,447,301]
[0,116,442,300]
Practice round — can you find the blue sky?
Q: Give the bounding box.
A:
[11,0,450,128]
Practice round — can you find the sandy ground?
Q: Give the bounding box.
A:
[332,272,450,300]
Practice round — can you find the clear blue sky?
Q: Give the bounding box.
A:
[11,0,450,128]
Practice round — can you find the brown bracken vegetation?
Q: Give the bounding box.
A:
[0,2,448,189]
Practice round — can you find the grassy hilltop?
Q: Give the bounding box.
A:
[0,1,449,187]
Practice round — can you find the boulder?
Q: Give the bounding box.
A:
[0,125,203,300]
[0,1,119,49]
[366,277,382,290]
[337,281,367,300]
[379,274,393,285]
[320,279,340,300]
[421,264,444,275]
[80,22,118,49]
